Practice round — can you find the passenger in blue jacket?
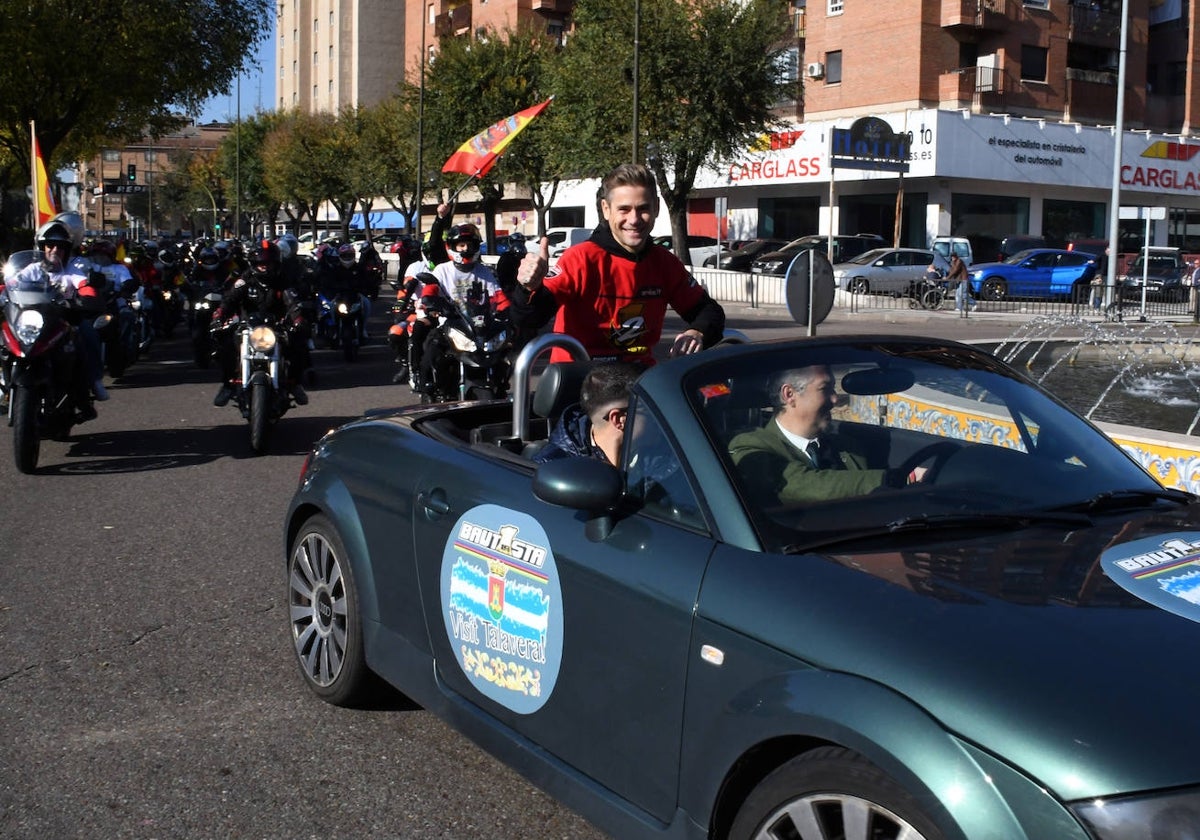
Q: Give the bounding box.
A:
[534,362,643,466]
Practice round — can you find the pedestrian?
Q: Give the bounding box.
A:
[946,253,972,312]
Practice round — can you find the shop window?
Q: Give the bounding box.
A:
[828,0,843,13]
[826,50,842,84]
[1020,45,1048,82]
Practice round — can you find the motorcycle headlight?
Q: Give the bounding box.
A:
[482,331,508,352]
[336,302,350,315]
[15,309,44,344]
[447,327,476,354]
[162,290,173,302]
[1072,787,1200,839]
[195,300,210,311]
[250,325,277,352]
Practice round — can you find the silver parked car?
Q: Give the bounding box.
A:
[834,247,950,295]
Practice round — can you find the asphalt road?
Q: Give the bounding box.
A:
[0,307,607,840]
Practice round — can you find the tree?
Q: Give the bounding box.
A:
[554,0,793,261]
[0,0,271,172]
[360,97,421,234]
[261,110,337,239]
[217,111,286,238]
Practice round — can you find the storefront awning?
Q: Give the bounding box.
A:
[350,210,410,230]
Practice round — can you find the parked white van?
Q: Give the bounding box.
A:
[547,227,591,257]
[931,236,973,266]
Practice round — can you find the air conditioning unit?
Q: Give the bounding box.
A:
[806,62,825,80]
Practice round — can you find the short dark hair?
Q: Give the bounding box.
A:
[598,163,658,205]
[580,362,642,420]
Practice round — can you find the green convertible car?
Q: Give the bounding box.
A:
[285,332,1200,840]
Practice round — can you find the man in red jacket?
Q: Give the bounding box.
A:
[511,163,724,364]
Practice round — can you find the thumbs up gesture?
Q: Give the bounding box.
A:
[517,236,549,292]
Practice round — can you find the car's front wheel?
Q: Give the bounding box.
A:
[980,277,1007,301]
[288,514,373,706]
[729,746,942,840]
[848,277,870,295]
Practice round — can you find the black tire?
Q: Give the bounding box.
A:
[248,382,271,454]
[980,277,1007,301]
[920,288,945,310]
[729,746,943,840]
[849,277,870,295]
[287,514,375,706]
[11,385,40,474]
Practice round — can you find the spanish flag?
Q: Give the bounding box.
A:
[31,122,56,227]
[442,98,553,178]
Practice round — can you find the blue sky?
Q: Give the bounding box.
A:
[196,27,276,124]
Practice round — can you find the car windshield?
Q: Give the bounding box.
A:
[684,341,1167,553]
[1130,256,1181,272]
[845,248,889,266]
[780,236,822,252]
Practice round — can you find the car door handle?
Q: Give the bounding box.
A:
[417,489,451,517]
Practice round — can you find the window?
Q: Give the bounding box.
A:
[329,45,333,63]
[313,17,318,33]
[102,149,120,162]
[1021,44,1048,82]
[1023,0,1049,7]
[143,150,157,163]
[313,50,318,66]
[825,50,842,84]
[622,398,705,531]
[828,0,843,12]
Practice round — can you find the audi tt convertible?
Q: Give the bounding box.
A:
[284,332,1200,840]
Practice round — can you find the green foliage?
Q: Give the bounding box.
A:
[0,0,271,171]
[553,0,792,250]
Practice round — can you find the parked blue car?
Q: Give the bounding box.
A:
[970,248,1097,301]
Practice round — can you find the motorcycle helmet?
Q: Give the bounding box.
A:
[507,232,527,256]
[251,239,282,275]
[90,239,117,262]
[36,218,74,250]
[142,240,159,260]
[276,234,296,262]
[158,245,179,269]
[197,247,220,271]
[321,244,341,269]
[214,240,231,262]
[337,243,356,267]
[51,211,85,250]
[446,223,482,267]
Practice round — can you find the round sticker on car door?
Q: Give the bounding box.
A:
[441,504,563,713]
[1102,532,1200,624]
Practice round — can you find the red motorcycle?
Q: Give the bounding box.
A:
[0,251,100,473]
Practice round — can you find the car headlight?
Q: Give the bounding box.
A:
[250,325,277,352]
[762,260,783,272]
[1072,787,1200,838]
[15,309,44,345]
[447,327,476,354]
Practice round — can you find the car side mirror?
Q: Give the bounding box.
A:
[533,458,624,541]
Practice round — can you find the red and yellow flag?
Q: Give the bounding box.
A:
[442,98,553,178]
[31,123,56,227]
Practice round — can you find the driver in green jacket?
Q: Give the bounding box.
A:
[728,365,925,505]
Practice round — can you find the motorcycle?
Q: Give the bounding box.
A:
[186,280,223,368]
[316,289,364,362]
[95,272,142,377]
[421,281,511,402]
[213,308,299,455]
[0,251,98,473]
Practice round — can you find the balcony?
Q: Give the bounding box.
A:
[941,0,1007,31]
[1067,3,1120,48]
[434,4,471,37]
[1065,67,1118,122]
[938,65,1009,112]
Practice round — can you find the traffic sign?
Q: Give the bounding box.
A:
[103,182,147,194]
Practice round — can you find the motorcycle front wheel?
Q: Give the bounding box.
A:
[11,385,40,474]
[248,382,271,454]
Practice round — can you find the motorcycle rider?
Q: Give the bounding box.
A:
[211,239,310,407]
[411,222,506,395]
[16,214,109,408]
[315,242,371,343]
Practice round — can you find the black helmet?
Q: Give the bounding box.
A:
[251,239,281,269]
[158,245,179,268]
[446,223,482,266]
[197,247,219,270]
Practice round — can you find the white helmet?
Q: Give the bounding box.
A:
[51,211,84,249]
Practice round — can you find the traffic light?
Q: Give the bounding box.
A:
[127,163,136,182]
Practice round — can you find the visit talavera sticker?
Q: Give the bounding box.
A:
[1102,532,1200,623]
[441,504,562,714]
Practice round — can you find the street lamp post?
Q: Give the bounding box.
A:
[632,0,640,163]
[1103,0,1130,308]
